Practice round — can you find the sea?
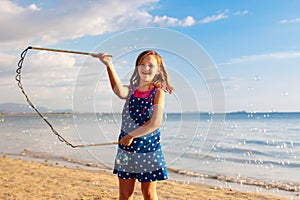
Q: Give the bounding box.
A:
[1,112,300,199]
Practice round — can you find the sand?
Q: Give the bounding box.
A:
[0,156,290,200]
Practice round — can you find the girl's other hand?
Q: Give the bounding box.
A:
[119,134,134,146]
[92,53,112,67]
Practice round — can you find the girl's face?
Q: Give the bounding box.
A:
[137,55,159,84]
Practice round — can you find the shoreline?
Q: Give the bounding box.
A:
[3,149,299,197]
[2,110,300,117]
[0,154,297,200]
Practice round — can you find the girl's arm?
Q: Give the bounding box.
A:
[119,89,165,146]
[93,53,129,99]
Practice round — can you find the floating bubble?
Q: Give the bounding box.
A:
[247,87,254,92]
[22,129,29,134]
[47,82,54,87]
[116,152,129,165]
[253,76,261,81]
[246,103,253,107]
[280,91,288,96]
[128,45,137,50]
[263,114,270,118]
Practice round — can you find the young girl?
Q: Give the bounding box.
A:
[94,50,173,200]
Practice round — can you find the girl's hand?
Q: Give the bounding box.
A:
[119,134,134,146]
[92,53,112,67]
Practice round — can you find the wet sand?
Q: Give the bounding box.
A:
[0,156,291,200]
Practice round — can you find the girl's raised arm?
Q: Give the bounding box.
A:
[93,53,129,99]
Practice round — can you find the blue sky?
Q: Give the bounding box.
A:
[1,0,300,112]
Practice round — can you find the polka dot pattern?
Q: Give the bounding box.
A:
[113,86,168,182]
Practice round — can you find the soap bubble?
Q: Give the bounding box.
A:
[280,91,288,96]
[253,76,261,81]
[116,152,129,165]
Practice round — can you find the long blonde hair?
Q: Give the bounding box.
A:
[130,50,174,94]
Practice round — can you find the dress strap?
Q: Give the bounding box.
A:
[147,87,157,104]
[129,85,136,95]
[149,87,157,97]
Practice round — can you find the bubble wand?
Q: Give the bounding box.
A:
[27,46,112,57]
[16,46,116,148]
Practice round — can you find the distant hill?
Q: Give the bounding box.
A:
[0,103,71,114]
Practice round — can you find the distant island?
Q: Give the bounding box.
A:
[1,103,300,117]
[0,103,71,116]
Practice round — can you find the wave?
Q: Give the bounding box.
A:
[2,150,300,193]
[5,149,112,170]
[287,128,300,131]
[213,146,270,156]
[243,139,300,147]
[168,167,300,192]
[182,151,300,168]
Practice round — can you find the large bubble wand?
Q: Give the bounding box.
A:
[15,46,116,148]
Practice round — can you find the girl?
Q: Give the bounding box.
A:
[94,50,173,200]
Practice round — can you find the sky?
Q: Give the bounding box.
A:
[1,0,300,113]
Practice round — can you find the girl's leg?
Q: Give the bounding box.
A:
[119,178,136,200]
[141,181,158,200]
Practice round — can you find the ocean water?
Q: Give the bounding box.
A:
[1,112,300,198]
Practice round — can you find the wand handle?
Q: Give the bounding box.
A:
[73,142,119,148]
[29,46,112,57]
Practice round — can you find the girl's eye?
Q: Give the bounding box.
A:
[138,64,146,68]
[138,64,156,68]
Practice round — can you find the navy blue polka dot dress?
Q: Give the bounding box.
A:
[113,86,168,182]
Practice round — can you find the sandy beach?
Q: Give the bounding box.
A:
[0,156,290,200]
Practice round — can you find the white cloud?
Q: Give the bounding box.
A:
[27,52,76,70]
[218,51,300,112]
[0,0,198,49]
[12,50,121,110]
[219,51,300,65]
[0,0,24,14]
[221,77,241,91]
[279,17,300,24]
[0,1,254,111]
[15,52,79,90]
[233,10,249,16]
[0,52,16,68]
[0,1,249,49]
[0,51,75,109]
[199,10,229,24]
[198,9,248,24]
[0,2,250,49]
[153,15,195,27]
[182,16,196,26]
[28,3,40,11]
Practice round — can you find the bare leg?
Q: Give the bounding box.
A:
[119,178,136,200]
[141,181,158,200]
